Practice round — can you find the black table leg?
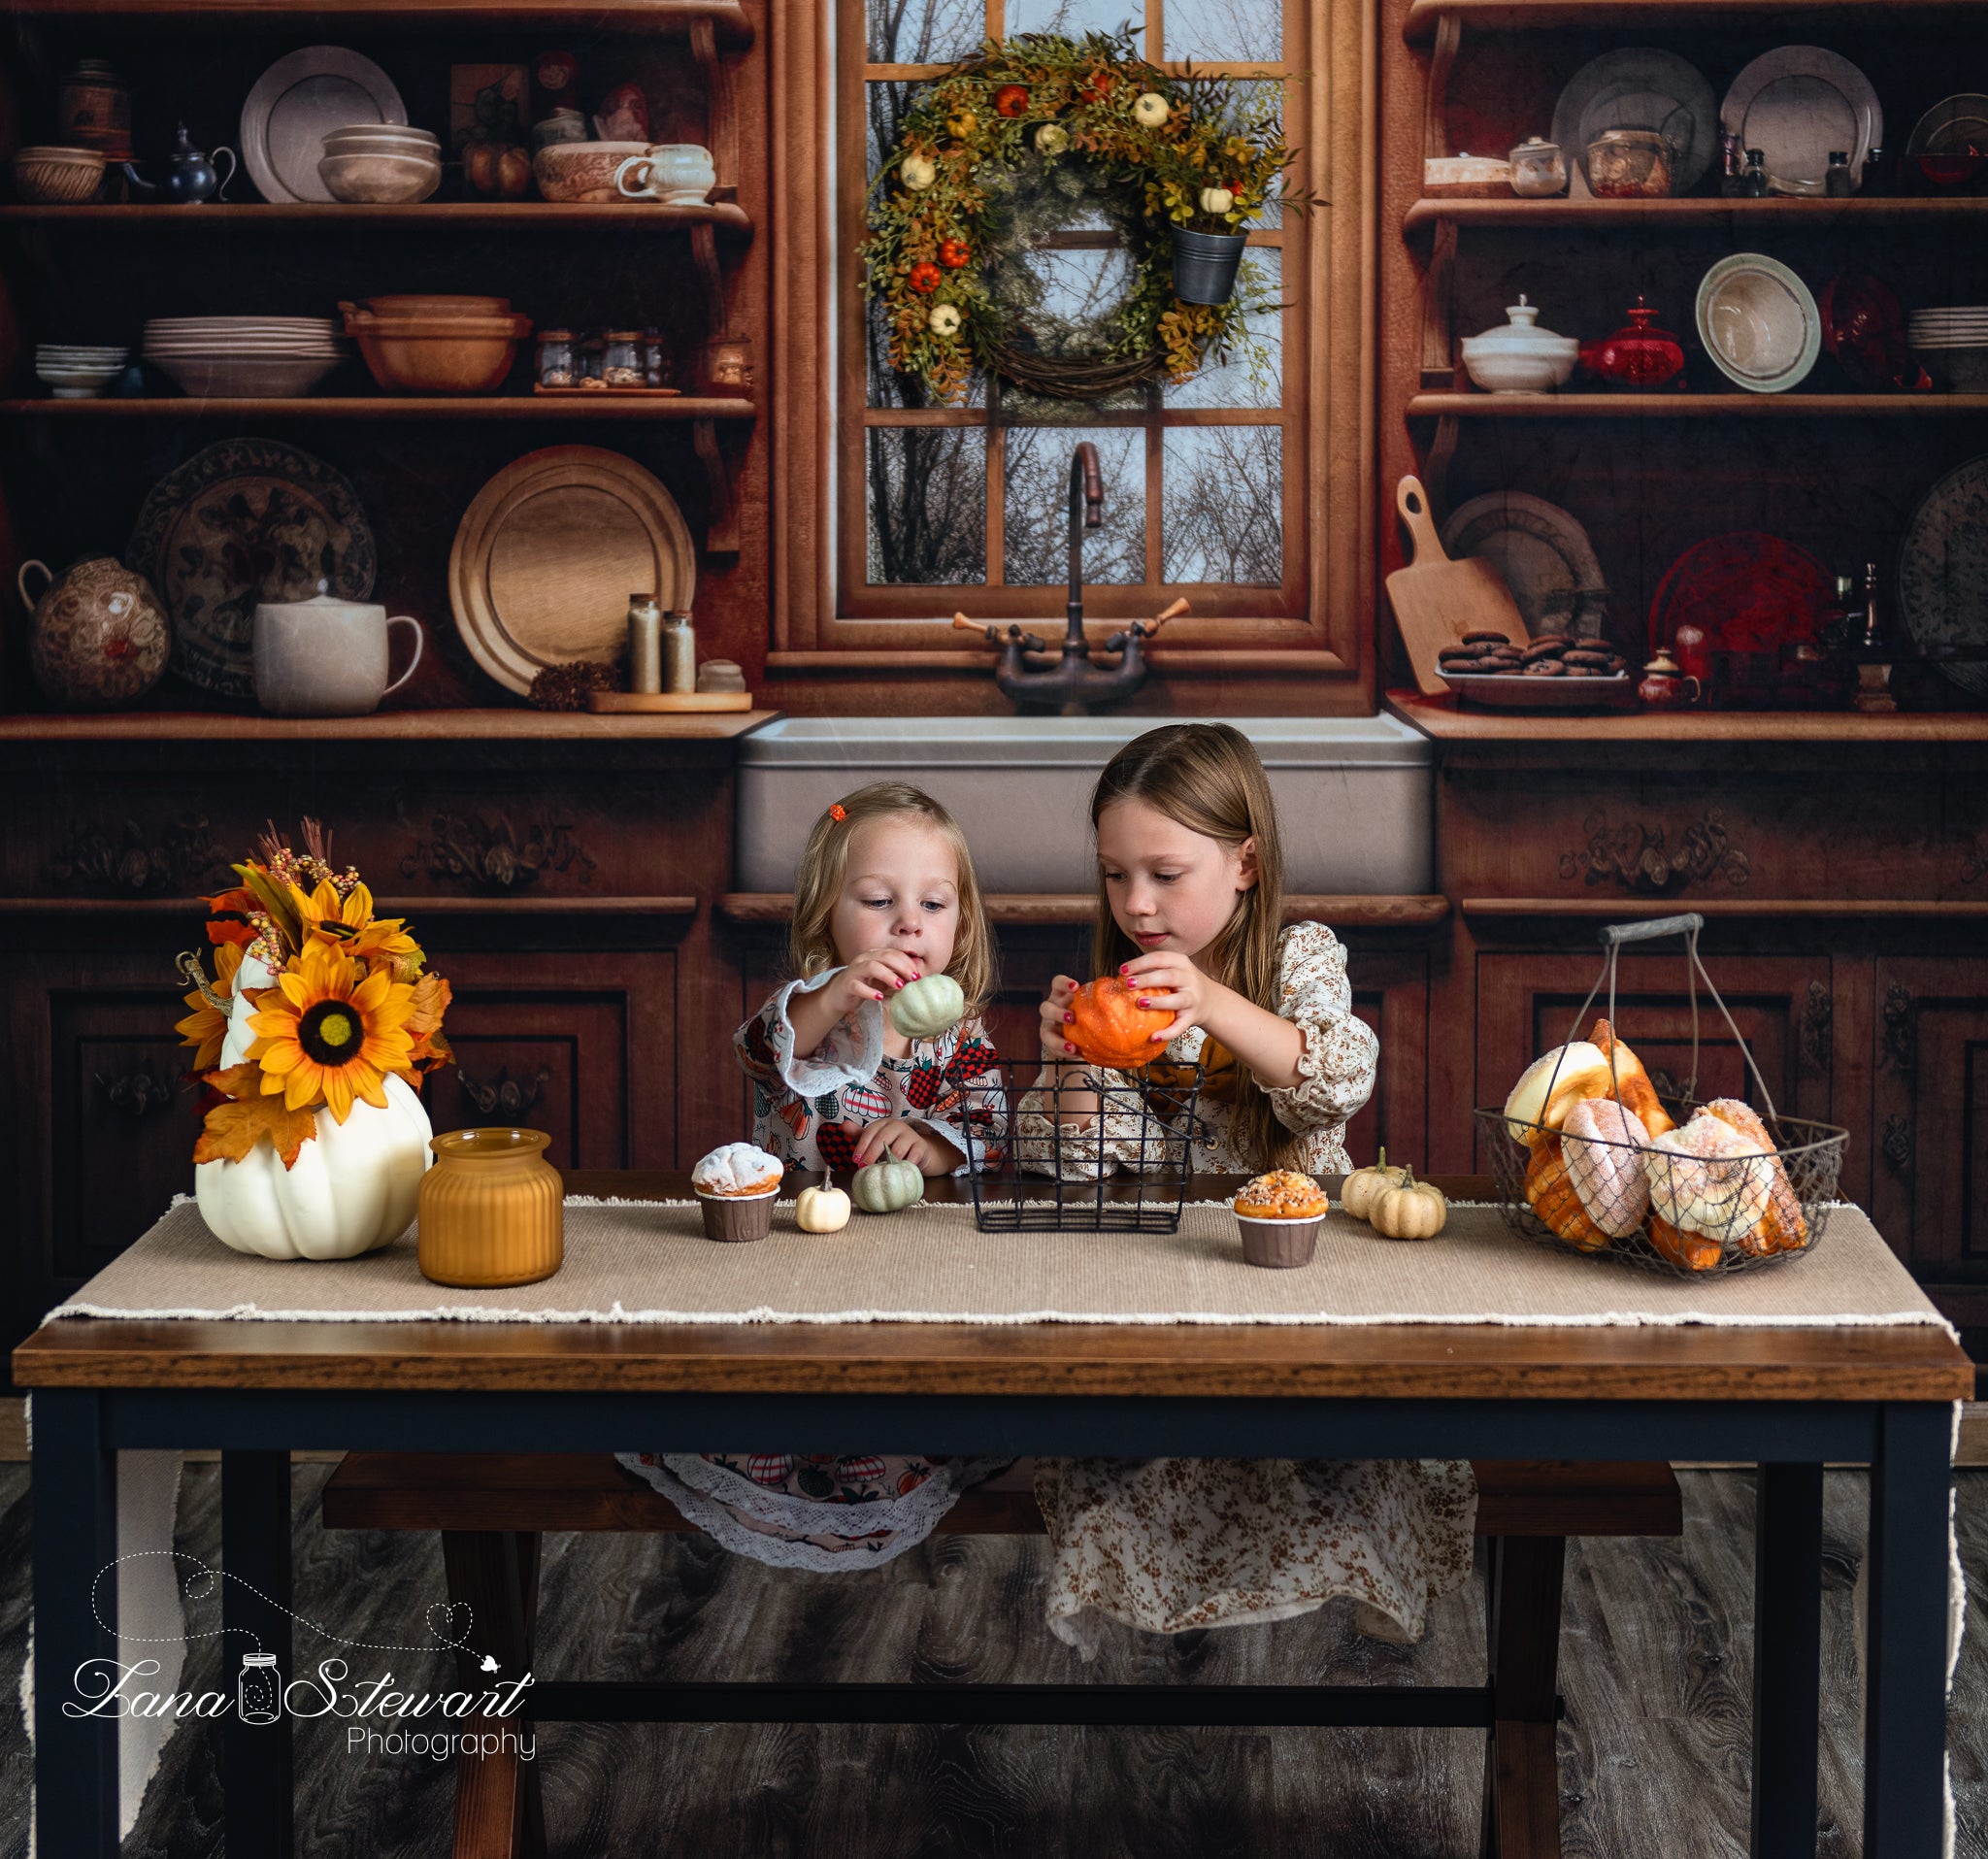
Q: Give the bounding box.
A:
[223,1449,294,1858]
[1750,1462,1823,1859]
[31,1389,119,1856]
[1864,1403,1953,1858]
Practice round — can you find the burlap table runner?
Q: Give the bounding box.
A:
[48,1196,1950,1331]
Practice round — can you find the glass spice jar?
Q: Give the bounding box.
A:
[535,328,575,389]
[577,331,606,389]
[643,325,671,388]
[604,330,645,388]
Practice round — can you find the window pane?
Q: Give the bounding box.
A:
[866,80,929,182]
[1163,249,1279,408]
[1162,425,1281,583]
[868,295,987,409]
[1006,0,1143,50]
[1005,426,1145,586]
[867,427,987,584]
[866,0,985,64]
[1165,0,1282,61]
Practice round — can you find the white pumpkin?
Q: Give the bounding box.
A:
[194,948,433,1260]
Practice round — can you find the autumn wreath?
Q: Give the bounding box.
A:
[862,28,1308,405]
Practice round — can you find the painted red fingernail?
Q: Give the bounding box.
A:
[1137,997,1150,1008]
[1063,1012,1074,1023]
[1064,1043,1076,1053]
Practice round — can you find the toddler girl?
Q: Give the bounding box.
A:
[1019,723,1475,1655]
[618,780,1009,1565]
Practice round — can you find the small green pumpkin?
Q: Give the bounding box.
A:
[887,972,965,1040]
[852,1156,926,1213]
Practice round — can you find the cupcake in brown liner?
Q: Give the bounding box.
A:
[692,1142,784,1244]
[1233,1170,1328,1269]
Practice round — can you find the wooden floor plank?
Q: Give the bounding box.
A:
[0,1465,1983,1855]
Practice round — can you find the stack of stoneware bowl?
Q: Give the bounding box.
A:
[339,294,532,393]
[143,316,346,398]
[1907,305,1988,390]
[35,343,129,397]
[317,123,441,204]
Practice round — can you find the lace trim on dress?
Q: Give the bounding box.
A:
[768,969,885,1097]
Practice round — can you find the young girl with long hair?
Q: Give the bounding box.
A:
[618,781,1010,1564]
[1020,723,1475,1655]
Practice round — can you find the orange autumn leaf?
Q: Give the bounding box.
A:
[193,1091,318,1170]
[203,1062,264,1100]
[403,972,454,1077]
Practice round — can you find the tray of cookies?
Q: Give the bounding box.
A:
[1437,630,1636,709]
[1474,913,1847,1275]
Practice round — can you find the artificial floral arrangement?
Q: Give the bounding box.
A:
[175,819,451,1258]
[862,26,1312,404]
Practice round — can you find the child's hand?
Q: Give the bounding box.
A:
[1117,953,1217,1046]
[843,1116,954,1174]
[1039,974,1080,1060]
[829,946,925,1019]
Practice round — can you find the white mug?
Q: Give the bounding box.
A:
[614,143,715,205]
[252,586,423,716]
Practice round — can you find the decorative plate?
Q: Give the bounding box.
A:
[1550,49,1718,197]
[1818,270,1929,391]
[1440,492,1609,639]
[448,446,695,696]
[1720,48,1880,196]
[1897,454,1988,697]
[125,438,376,700]
[241,46,408,204]
[1696,253,1821,394]
[1648,532,1832,658]
[1437,670,1636,710]
[1905,92,1988,156]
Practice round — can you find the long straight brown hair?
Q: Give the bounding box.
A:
[1088,723,1293,1171]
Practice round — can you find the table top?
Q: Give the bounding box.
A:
[12,1174,1972,1403]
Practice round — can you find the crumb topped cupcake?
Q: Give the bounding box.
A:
[692,1142,783,1242]
[1232,1169,1327,1269]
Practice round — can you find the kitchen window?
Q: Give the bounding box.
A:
[768,0,1374,681]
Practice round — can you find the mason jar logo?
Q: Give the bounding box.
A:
[238,1652,280,1725]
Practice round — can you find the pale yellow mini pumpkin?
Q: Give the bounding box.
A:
[1370,1169,1447,1242]
[795,1174,852,1233]
[1340,1146,1411,1223]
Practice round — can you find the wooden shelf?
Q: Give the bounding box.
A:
[1387,692,1988,741]
[1404,0,1981,40]
[0,892,701,915]
[1462,896,1988,917]
[1405,196,1988,234]
[6,0,751,37]
[0,709,779,742]
[2,395,757,421]
[1408,392,1988,417]
[718,893,1454,931]
[0,201,752,234]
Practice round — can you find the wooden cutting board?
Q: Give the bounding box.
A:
[1385,475,1529,695]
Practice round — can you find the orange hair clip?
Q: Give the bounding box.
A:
[828,803,847,822]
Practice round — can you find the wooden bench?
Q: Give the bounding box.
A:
[323,1452,1682,1859]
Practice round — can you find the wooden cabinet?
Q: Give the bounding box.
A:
[1870,957,1988,1324]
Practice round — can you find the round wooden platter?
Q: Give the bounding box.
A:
[586,690,753,713]
[447,445,696,696]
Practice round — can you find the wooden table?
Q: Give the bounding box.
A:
[13,1171,1970,1859]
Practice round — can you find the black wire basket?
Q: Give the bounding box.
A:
[954,1059,1203,1233]
[1478,913,1849,1276]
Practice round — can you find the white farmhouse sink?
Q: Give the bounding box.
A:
[736,716,1433,893]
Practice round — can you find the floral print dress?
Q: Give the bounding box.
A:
[1017,921,1478,1656]
[616,969,1011,1569]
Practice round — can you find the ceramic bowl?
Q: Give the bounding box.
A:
[12,145,107,203]
[1918,346,1988,389]
[1696,254,1820,393]
[35,364,123,398]
[1459,299,1579,394]
[149,353,344,398]
[340,307,533,393]
[317,151,442,205]
[532,140,648,204]
[357,293,513,316]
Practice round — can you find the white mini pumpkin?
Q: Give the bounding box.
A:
[193,949,433,1260]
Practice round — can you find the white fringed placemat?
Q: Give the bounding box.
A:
[47,1196,1952,1332]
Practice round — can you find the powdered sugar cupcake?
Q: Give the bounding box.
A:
[692,1142,784,1242]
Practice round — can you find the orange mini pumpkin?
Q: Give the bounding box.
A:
[1066,976,1174,1070]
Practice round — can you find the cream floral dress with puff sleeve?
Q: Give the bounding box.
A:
[1016,921,1477,1657]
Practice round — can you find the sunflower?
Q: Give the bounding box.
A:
[175,943,246,1071]
[247,941,416,1121]
[290,878,424,972]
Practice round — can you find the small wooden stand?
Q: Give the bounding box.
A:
[586,690,753,713]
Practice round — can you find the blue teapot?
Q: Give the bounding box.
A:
[123,123,235,203]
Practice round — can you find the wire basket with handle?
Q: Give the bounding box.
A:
[954,1058,1203,1233]
[1474,913,1848,1275]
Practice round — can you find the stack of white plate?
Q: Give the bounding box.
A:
[318,123,442,204]
[35,343,129,399]
[1907,306,1988,389]
[143,316,346,398]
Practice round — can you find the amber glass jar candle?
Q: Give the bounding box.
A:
[417,1128,563,1287]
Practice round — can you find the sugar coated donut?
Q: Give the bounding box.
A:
[1704,1098,1806,1253]
[1561,1097,1650,1238]
[1646,1112,1773,1251]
